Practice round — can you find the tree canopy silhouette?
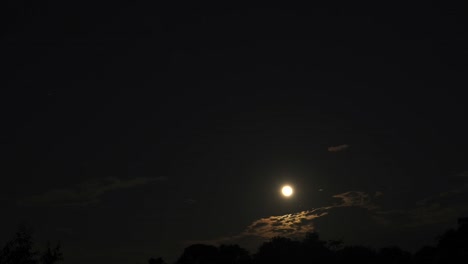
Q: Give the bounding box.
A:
[171,219,468,264]
[148,257,166,264]
[0,226,63,264]
[418,217,468,264]
[4,217,468,263]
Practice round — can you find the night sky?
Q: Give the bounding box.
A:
[2,2,468,264]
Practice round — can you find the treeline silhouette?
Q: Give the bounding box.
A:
[2,218,467,264]
[0,226,62,264]
[158,217,468,264]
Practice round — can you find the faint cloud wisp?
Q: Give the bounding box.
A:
[327,144,350,152]
[374,171,468,227]
[332,191,380,210]
[17,176,166,207]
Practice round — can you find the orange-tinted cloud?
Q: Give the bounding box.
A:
[188,191,381,247]
[328,144,349,152]
[327,144,349,152]
[242,209,329,239]
[332,191,380,210]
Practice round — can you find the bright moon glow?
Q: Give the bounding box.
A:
[281,185,293,197]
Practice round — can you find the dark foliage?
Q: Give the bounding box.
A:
[172,217,468,264]
[176,244,219,264]
[413,217,468,264]
[0,226,62,264]
[148,257,166,264]
[3,217,468,263]
[0,226,38,264]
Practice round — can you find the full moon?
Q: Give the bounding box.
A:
[281,185,293,197]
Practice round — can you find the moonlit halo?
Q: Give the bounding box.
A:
[281,185,293,197]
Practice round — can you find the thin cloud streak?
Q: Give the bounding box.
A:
[332,191,380,210]
[327,144,349,152]
[17,177,166,207]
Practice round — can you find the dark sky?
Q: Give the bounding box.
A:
[2,2,468,263]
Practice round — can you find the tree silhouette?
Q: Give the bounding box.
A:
[0,226,63,264]
[431,217,468,263]
[301,232,333,263]
[218,244,251,264]
[7,217,468,263]
[148,257,165,264]
[0,226,38,264]
[166,218,468,264]
[326,239,344,252]
[39,242,63,264]
[254,236,303,264]
[176,244,219,264]
[377,246,411,264]
[337,246,377,264]
[413,246,437,264]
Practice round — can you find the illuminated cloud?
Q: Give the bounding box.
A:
[243,191,381,239]
[188,191,381,247]
[242,209,329,239]
[327,144,349,152]
[17,177,166,207]
[332,191,380,210]
[187,172,468,251]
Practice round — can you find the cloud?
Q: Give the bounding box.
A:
[242,209,330,239]
[250,191,381,239]
[375,171,468,227]
[407,187,468,226]
[187,191,381,247]
[17,176,166,207]
[184,198,197,205]
[332,191,380,210]
[186,171,468,252]
[327,144,349,152]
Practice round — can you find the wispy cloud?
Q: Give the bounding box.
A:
[184,198,197,205]
[332,191,380,210]
[18,177,166,207]
[188,191,381,247]
[242,209,330,239]
[327,144,349,152]
[375,171,468,227]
